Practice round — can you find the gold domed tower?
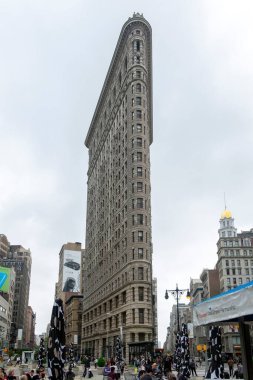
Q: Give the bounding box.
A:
[218,208,237,238]
[220,209,232,220]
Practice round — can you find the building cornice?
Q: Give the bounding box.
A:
[65,294,83,305]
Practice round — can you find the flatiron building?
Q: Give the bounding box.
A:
[82,13,154,362]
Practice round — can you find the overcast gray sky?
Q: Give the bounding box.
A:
[1,0,253,344]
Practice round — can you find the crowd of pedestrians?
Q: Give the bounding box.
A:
[0,366,46,380]
[226,357,243,379]
[129,354,199,380]
[1,352,245,380]
[102,357,124,380]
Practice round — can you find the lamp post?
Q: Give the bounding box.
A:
[164,284,190,332]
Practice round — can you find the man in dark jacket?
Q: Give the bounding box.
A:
[163,355,172,376]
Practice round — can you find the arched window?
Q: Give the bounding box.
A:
[136,83,141,92]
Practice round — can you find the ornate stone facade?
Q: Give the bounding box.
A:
[82,13,154,362]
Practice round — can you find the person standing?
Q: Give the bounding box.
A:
[103,363,111,379]
[31,370,40,380]
[227,357,234,377]
[7,370,16,380]
[108,367,116,380]
[66,369,75,380]
[236,362,243,379]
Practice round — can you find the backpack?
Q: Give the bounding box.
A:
[103,367,111,376]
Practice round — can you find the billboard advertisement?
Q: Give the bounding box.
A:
[62,250,81,292]
[0,267,11,293]
[17,329,23,341]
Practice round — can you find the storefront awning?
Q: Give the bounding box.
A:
[193,280,253,326]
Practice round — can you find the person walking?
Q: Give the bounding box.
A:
[189,359,197,377]
[163,354,172,377]
[14,357,21,367]
[227,357,234,378]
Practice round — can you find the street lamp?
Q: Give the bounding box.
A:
[165,284,190,332]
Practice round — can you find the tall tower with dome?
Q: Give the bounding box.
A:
[216,208,253,293]
[218,208,237,239]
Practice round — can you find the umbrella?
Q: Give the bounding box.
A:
[47,299,66,380]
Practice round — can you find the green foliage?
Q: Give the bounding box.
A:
[97,357,106,367]
[8,350,14,358]
[14,349,23,357]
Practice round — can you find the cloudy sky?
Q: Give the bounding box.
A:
[1,0,253,343]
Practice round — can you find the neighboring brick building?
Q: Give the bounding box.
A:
[200,268,220,299]
[65,294,83,356]
[0,235,9,259]
[25,306,36,349]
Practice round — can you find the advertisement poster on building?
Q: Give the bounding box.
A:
[0,267,11,293]
[62,250,81,292]
[17,329,23,341]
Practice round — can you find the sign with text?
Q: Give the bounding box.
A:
[193,281,253,326]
